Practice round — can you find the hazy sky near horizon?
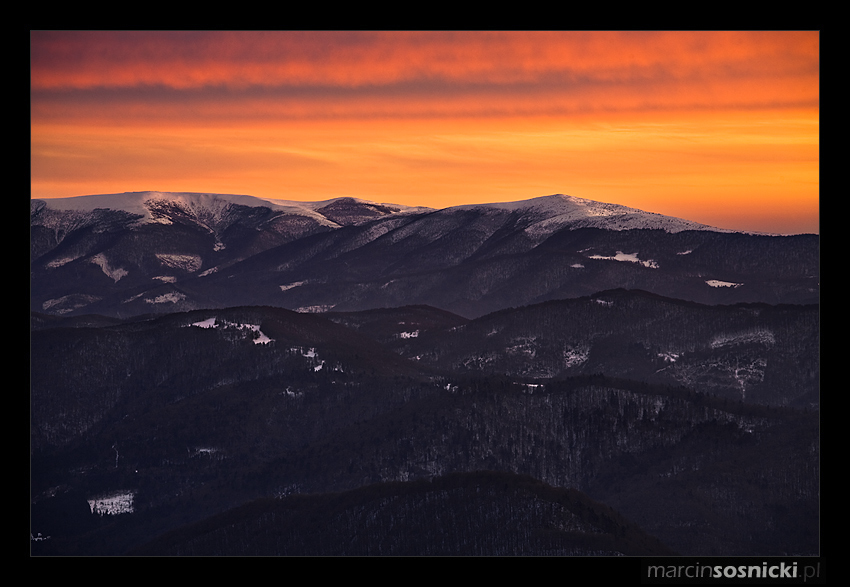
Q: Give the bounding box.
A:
[31,31,819,234]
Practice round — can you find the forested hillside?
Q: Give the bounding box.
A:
[31,299,818,556]
[131,471,676,556]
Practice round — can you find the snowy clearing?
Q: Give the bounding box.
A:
[189,317,274,344]
[296,304,336,313]
[520,383,544,394]
[244,324,273,344]
[563,345,589,368]
[88,491,134,516]
[710,328,775,349]
[280,281,306,292]
[145,292,186,304]
[588,251,659,269]
[706,279,743,288]
[292,347,317,358]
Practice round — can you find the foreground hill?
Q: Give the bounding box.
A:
[130,471,675,556]
[30,305,422,452]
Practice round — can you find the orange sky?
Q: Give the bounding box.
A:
[30,31,819,234]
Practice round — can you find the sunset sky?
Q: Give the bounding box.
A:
[30,31,819,234]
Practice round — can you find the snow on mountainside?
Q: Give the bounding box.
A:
[33,191,329,221]
[31,191,433,272]
[32,191,732,234]
[32,191,431,229]
[32,190,817,319]
[452,194,734,235]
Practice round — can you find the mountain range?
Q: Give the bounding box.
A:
[30,191,819,557]
[31,191,818,319]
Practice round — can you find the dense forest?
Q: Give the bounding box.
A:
[31,298,818,556]
[131,471,676,556]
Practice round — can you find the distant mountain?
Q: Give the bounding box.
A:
[31,191,819,319]
[30,192,428,316]
[447,193,733,234]
[30,191,429,231]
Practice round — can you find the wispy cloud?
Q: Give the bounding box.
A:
[32,31,818,116]
[30,31,819,234]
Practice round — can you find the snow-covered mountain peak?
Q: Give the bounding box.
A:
[451,193,732,234]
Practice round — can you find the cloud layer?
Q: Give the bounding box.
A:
[31,31,819,234]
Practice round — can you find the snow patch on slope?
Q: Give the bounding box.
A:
[280,281,306,292]
[710,328,775,349]
[90,253,128,282]
[189,317,273,344]
[454,194,730,235]
[145,292,186,304]
[706,279,742,288]
[156,253,202,272]
[297,304,336,313]
[588,251,659,269]
[42,294,101,314]
[88,491,134,516]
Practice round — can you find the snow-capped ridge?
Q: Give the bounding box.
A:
[34,191,740,234]
[33,191,433,231]
[451,194,733,234]
[35,191,341,229]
